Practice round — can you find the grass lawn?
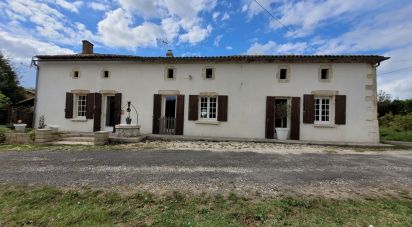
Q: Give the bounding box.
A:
[380,127,412,142]
[0,186,411,226]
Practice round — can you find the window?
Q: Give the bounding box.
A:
[321,69,329,80]
[277,65,290,82]
[279,69,287,80]
[200,96,217,120]
[314,97,330,123]
[318,66,332,82]
[167,68,175,79]
[75,95,87,118]
[103,70,110,78]
[205,68,214,79]
[73,70,79,78]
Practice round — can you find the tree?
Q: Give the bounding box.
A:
[377,90,392,117]
[0,53,25,104]
[377,90,391,103]
[0,92,9,109]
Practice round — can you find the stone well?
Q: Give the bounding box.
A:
[115,124,141,137]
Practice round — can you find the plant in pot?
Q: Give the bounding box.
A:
[275,102,290,140]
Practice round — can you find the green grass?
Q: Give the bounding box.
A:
[0,186,411,226]
[380,127,412,142]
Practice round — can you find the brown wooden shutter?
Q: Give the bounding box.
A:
[303,94,315,124]
[217,95,228,122]
[152,94,161,134]
[65,92,73,118]
[188,95,198,121]
[113,93,122,130]
[290,97,301,140]
[93,93,102,131]
[175,95,185,135]
[335,95,346,125]
[265,96,275,139]
[86,93,94,119]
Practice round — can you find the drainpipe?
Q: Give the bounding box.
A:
[30,57,39,128]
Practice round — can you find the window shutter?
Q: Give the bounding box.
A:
[113,93,122,132]
[303,94,315,123]
[217,95,228,122]
[65,92,73,118]
[152,94,161,134]
[175,95,185,135]
[290,97,301,140]
[86,93,94,119]
[93,93,102,131]
[265,96,275,139]
[188,95,198,121]
[335,95,346,125]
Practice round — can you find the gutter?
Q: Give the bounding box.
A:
[30,57,39,128]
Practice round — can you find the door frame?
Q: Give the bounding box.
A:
[101,94,115,132]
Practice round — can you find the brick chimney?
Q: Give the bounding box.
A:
[166,49,173,57]
[82,40,94,54]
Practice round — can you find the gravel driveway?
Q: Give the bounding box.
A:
[0,148,411,197]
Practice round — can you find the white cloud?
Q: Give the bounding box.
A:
[179,25,212,45]
[225,46,232,50]
[98,8,164,49]
[246,40,307,55]
[0,29,74,86]
[115,0,217,46]
[212,12,220,21]
[45,0,83,13]
[221,12,230,21]
[2,0,95,46]
[88,2,110,11]
[213,34,222,47]
[242,0,384,38]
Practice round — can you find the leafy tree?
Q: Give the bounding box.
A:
[0,92,9,109]
[0,53,25,104]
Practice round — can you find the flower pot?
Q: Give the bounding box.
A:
[275,128,290,140]
[14,124,27,133]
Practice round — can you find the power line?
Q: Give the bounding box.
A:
[380,66,412,75]
[252,0,329,55]
[252,0,291,32]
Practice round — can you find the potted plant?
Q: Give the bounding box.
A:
[13,120,27,133]
[275,103,290,140]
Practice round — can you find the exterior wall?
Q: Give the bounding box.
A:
[35,61,379,143]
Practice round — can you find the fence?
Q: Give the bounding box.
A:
[159,117,175,135]
[5,107,34,127]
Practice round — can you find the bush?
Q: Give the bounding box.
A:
[0,127,11,143]
[391,114,412,132]
[379,112,394,127]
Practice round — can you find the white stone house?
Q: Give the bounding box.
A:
[33,41,388,143]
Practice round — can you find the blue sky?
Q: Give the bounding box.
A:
[0,0,412,99]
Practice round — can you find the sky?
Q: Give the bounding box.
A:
[0,0,411,99]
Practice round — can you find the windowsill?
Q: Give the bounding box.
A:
[195,120,220,125]
[314,123,335,128]
[72,118,87,122]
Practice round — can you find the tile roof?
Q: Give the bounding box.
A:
[35,53,389,64]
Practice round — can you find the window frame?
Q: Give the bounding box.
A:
[71,70,80,79]
[276,65,290,83]
[101,69,110,79]
[318,65,332,82]
[202,67,215,80]
[199,96,218,121]
[164,66,176,80]
[314,96,332,124]
[74,94,87,119]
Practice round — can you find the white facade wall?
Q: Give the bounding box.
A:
[35,61,379,143]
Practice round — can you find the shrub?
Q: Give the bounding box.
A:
[379,112,394,127]
[0,127,11,143]
[391,114,412,132]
